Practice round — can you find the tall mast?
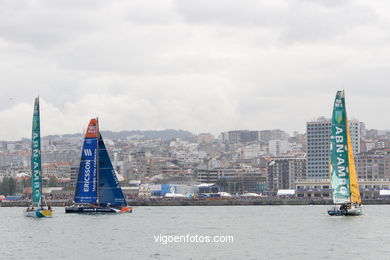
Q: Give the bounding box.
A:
[96,117,100,206]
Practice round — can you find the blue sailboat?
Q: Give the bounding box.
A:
[65,118,132,213]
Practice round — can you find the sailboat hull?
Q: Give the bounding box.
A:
[24,209,53,218]
[65,206,132,214]
[327,206,362,216]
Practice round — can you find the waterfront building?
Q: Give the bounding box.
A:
[306,117,364,179]
[195,167,267,193]
[295,179,333,198]
[138,183,162,198]
[356,148,390,180]
[267,156,306,192]
[196,167,238,183]
[219,173,267,194]
[239,172,267,193]
[198,183,219,194]
[295,178,390,199]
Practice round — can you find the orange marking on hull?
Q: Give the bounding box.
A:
[120,207,132,213]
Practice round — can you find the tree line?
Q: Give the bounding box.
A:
[0,176,59,196]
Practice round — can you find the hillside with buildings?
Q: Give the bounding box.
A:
[1,122,390,200]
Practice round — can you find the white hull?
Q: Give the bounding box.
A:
[346,206,363,216]
[24,211,38,218]
[24,209,53,218]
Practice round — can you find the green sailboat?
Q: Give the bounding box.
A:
[25,97,53,218]
[327,91,362,216]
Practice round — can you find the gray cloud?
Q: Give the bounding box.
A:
[173,0,376,43]
[0,0,389,140]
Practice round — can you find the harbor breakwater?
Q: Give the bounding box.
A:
[2,199,390,207]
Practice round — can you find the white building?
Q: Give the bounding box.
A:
[306,117,364,179]
[269,140,289,156]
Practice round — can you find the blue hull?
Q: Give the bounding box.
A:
[327,209,347,216]
[65,205,132,213]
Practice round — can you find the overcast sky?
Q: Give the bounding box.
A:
[1,0,390,140]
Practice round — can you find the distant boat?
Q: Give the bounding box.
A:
[327,91,362,216]
[65,118,132,213]
[24,97,53,218]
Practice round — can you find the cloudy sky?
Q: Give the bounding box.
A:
[1,0,390,140]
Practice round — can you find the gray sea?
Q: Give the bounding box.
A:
[1,205,390,260]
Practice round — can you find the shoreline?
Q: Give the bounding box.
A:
[2,199,390,207]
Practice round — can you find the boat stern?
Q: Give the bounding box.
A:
[37,209,53,217]
[345,206,363,216]
[119,206,132,213]
[25,209,53,218]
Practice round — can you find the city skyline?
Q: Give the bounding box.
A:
[1,112,390,142]
[1,1,390,140]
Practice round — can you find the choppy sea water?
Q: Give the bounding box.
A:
[1,205,390,260]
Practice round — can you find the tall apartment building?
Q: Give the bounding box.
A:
[229,131,242,143]
[349,120,365,154]
[70,164,79,187]
[130,151,149,179]
[306,117,364,179]
[267,156,306,191]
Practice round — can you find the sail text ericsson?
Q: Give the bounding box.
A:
[84,160,91,192]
